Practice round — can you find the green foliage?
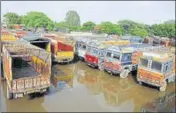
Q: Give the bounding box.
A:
[130,27,148,38]
[99,22,122,35]
[22,11,54,32]
[3,12,22,28]
[151,23,175,38]
[164,20,175,24]
[55,21,68,29]
[81,21,96,31]
[65,10,81,30]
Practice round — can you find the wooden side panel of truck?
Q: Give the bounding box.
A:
[2,42,51,99]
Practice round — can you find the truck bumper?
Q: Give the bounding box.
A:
[137,78,161,87]
[86,61,98,68]
[104,66,122,74]
[12,85,50,95]
[57,58,73,63]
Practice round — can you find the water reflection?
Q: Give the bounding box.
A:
[0,80,46,112]
[141,92,175,112]
[50,64,74,91]
[1,61,175,112]
[74,62,176,112]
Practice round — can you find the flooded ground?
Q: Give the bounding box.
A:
[0,61,175,112]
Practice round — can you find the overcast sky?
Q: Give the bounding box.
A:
[1,1,175,25]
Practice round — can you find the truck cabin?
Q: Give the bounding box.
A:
[85,41,106,66]
[75,38,91,60]
[137,48,175,91]
[104,44,153,74]
[120,36,143,44]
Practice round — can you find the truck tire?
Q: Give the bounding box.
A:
[138,81,143,85]
[120,69,130,78]
[159,81,167,92]
[98,63,104,71]
[7,85,13,100]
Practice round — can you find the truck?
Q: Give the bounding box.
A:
[20,34,51,53]
[85,39,130,70]
[136,47,175,91]
[2,40,51,99]
[75,37,91,61]
[103,44,162,78]
[120,36,144,44]
[42,34,74,63]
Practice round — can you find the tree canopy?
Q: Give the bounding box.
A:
[22,11,54,31]
[3,11,175,38]
[81,21,96,31]
[99,22,122,35]
[3,12,22,27]
[65,11,81,31]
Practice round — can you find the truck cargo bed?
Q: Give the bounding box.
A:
[12,63,39,79]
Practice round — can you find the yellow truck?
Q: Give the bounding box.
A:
[42,34,75,63]
[136,47,175,91]
[2,41,51,99]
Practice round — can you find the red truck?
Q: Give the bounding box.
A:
[42,34,74,63]
[85,40,130,70]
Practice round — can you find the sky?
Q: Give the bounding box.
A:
[1,1,175,25]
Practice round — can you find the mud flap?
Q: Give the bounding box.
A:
[120,69,130,78]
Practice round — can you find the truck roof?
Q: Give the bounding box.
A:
[106,44,153,53]
[141,47,175,62]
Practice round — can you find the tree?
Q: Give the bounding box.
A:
[130,27,148,38]
[164,20,175,24]
[55,21,68,29]
[151,23,175,38]
[81,21,96,31]
[65,10,81,30]
[22,11,54,32]
[117,20,149,36]
[3,12,22,28]
[99,22,122,35]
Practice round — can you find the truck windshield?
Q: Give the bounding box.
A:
[139,58,148,67]
[106,51,112,58]
[112,52,121,61]
[121,53,132,62]
[92,48,99,56]
[151,60,162,73]
[87,46,92,53]
[81,44,86,50]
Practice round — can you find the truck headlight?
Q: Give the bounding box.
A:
[156,80,159,83]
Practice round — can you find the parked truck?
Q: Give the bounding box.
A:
[85,39,130,70]
[136,47,175,91]
[2,40,51,99]
[103,44,162,78]
[42,34,74,63]
[75,37,91,61]
[20,34,51,53]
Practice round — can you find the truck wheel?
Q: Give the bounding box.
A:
[7,86,13,100]
[159,81,167,92]
[138,81,143,85]
[98,63,104,71]
[120,69,130,78]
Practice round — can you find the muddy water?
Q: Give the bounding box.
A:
[0,61,175,112]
